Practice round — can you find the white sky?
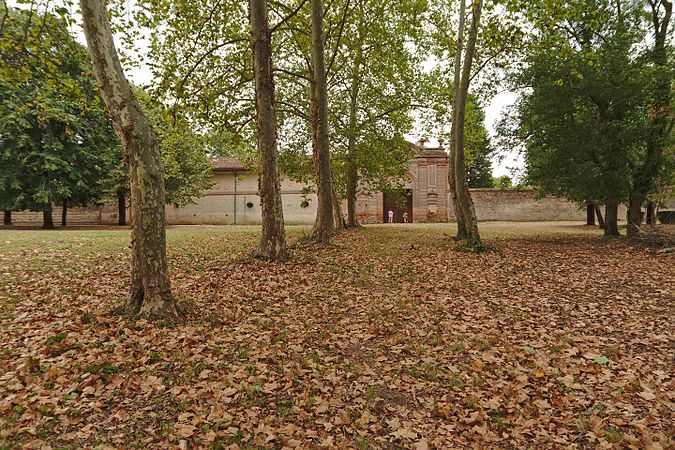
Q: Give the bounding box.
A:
[485,91,523,179]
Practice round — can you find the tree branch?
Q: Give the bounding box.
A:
[469,45,511,83]
[271,0,309,33]
[274,66,311,81]
[171,37,248,124]
[325,0,350,77]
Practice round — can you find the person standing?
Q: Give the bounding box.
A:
[403,211,408,223]
[388,209,394,223]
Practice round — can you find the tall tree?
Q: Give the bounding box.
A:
[344,42,363,227]
[426,0,524,235]
[99,88,216,227]
[308,0,335,243]
[80,0,178,318]
[631,0,673,231]
[0,6,121,229]
[249,0,288,260]
[451,0,483,244]
[513,0,653,236]
[333,0,422,227]
[119,0,420,239]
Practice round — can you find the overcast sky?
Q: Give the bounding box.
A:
[485,92,523,179]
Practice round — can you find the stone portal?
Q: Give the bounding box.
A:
[383,189,413,223]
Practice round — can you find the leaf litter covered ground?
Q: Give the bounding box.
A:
[0,223,673,449]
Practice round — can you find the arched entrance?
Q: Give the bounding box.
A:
[383,190,413,223]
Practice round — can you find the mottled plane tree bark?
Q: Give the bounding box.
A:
[81,0,178,319]
[249,0,288,260]
[309,0,335,243]
[345,44,363,228]
[451,0,483,244]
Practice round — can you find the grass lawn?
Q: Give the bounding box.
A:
[0,223,673,449]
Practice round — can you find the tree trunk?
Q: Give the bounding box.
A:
[332,182,346,229]
[3,211,11,225]
[346,150,359,227]
[346,45,363,228]
[586,200,595,225]
[594,204,605,228]
[451,0,482,244]
[81,0,177,319]
[604,201,620,237]
[249,0,288,261]
[42,204,54,229]
[646,201,655,225]
[448,140,467,237]
[449,0,466,238]
[626,193,642,237]
[61,199,68,227]
[309,0,335,243]
[117,187,127,226]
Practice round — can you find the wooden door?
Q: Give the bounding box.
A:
[383,190,413,223]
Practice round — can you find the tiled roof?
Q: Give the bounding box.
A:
[410,141,448,158]
[212,156,247,171]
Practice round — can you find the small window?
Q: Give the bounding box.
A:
[246,202,254,208]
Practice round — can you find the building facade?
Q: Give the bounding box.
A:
[12,144,638,226]
[355,143,452,223]
[164,144,457,225]
[164,145,595,225]
[164,156,318,225]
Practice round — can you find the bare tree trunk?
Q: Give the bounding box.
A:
[451,0,482,244]
[309,0,334,243]
[448,140,467,237]
[81,0,177,319]
[42,204,54,229]
[346,45,363,228]
[346,150,359,227]
[61,199,68,227]
[626,193,642,237]
[332,181,346,229]
[646,201,655,225]
[3,211,11,225]
[586,200,595,225]
[249,0,288,261]
[117,187,127,226]
[604,201,620,237]
[594,203,605,228]
[449,0,467,238]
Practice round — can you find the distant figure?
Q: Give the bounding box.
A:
[403,211,408,223]
[388,209,394,223]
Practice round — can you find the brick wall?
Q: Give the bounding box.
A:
[467,189,627,222]
[7,204,126,226]
[5,188,641,226]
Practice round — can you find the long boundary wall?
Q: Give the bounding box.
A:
[469,189,592,222]
[3,189,646,226]
[4,204,125,226]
